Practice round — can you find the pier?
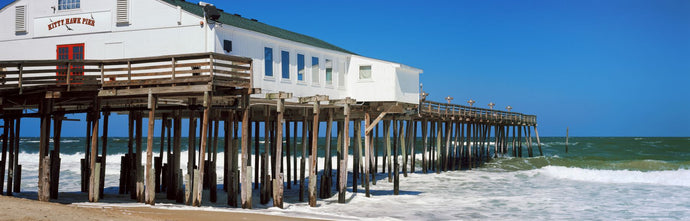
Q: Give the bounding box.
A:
[0,53,539,208]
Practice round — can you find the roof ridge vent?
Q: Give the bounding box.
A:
[198,1,213,6]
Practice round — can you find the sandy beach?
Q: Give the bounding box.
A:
[0,195,319,221]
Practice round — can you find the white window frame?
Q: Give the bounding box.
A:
[279,47,292,83]
[295,50,307,85]
[310,55,320,87]
[324,57,334,88]
[58,0,81,11]
[263,44,276,81]
[358,64,373,82]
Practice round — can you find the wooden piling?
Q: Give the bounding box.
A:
[193,93,211,206]
[254,120,260,190]
[240,106,252,209]
[385,119,392,182]
[393,119,400,195]
[435,120,441,173]
[308,101,320,207]
[534,126,543,156]
[38,99,52,202]
[286,121,291,190]
[99,112,109,198]
[401,120,407,177]
[364,112,371,197]
[566,127,569,153]
[421,120,428,174]
[210,116,220,203]
[338,101,351,203]
[273,97,285,208]
[1,118,8,195]
[145,95,157,205]
[88,102,100,202]
[353,120,360,193]
[319,109,333,199]
[299,109,308,202]
[173,111,183,202]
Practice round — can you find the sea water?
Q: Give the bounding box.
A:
[5,137,690,220]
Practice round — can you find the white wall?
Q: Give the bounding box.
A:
[0,0,207,60]
[213,24,350,102]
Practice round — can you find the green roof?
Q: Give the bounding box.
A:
[163,0,355,55]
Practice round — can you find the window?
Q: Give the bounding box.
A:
[325,59,333,85]
[281,51,290,79]
[311,57,319,84]
[297,54,305,81]
[359,65,372,80]
[58,0,80,10]
[264,47,273,77]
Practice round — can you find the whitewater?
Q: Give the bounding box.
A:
[4,137,690,220]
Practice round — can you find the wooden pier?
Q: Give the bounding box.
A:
[0,53,539,208]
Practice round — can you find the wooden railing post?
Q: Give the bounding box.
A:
[127,61,132,86]
[100,63,105,85]
[209,54,214,77]
[66,62,72,92]
[17,64,23,94]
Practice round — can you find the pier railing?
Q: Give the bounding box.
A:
[0,52,252,94]
[420,100,537,125]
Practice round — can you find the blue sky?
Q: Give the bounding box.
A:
[1,0,688,137]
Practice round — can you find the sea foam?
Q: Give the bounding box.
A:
[537,165,690,187]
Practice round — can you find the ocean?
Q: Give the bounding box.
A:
[6,137,690,220]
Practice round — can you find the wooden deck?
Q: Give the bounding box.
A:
[0,52,254,113]
[0,53,540,210]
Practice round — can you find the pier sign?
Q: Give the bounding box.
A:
[34,11,111,37]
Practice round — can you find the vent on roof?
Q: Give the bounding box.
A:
[250,18,258,22]
[117,0,129,24]
[15,5,26,33]
[233,13,241,17]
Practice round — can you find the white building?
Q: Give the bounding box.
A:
[0,0,422,104]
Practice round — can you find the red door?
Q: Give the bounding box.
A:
[57,43,84,84]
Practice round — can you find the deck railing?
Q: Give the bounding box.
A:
[0,52,252,94]
[420,100,537,125]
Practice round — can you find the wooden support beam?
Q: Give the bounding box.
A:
[186,107,196,205]
[364,112,371,197]
[145,94,157,205]
[353,120,361,193]
[308,101,320,207]
[286,120,291,190]
[99,111,109,198]
[172,111,182,202]
[1,118,9,195]
[194,92,211,206]
[401,120,408,177]
[38,99,52,202]
[299,110,307,202]
[272,97,285,208]
[421,120,428,174]
[385,120,392,182]
[337,102,350,203]
[240,105,252,209]
[135,111,144,202]
[88,100,100,202]
[534,126,543,156]
[319,109,333,199]
[393,118,399,195]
